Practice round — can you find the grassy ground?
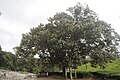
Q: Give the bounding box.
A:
[77,59,120,76]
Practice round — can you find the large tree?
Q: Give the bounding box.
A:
[14,3,120,79]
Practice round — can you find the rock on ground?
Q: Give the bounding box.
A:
[0,70,36,80]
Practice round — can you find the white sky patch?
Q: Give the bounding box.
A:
[0,0,120,53]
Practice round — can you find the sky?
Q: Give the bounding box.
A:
[0,0,120,53]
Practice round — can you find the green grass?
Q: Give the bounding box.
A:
[77,59,120,76]
[77,63,100,72]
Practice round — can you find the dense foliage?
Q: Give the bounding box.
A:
[0,46,41,73]
[0,46,15,70]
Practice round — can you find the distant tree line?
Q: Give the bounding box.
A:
[0,46,15,70]
[0,45,58,73]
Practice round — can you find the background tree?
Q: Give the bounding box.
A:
[0,45,15,70]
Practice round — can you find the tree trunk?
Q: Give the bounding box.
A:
[74,69,77,79]
[69,67,73,79]
[65,67,67,79]
[63,67,67,78]
[86,64,87,70]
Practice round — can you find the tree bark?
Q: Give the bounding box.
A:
[86,64,87,70]
[74,69,77,79]
[63,67,67,78]
[65,67,67,79]
[69,67,73,79]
